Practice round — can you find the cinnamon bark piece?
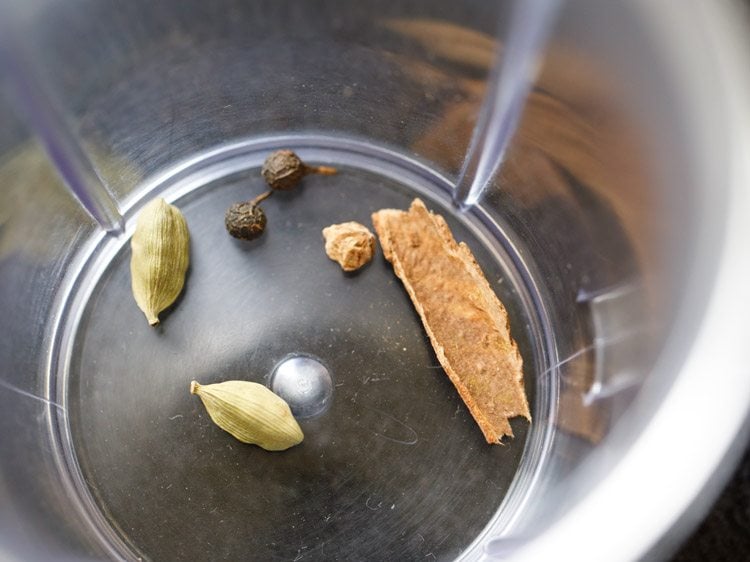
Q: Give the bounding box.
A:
[372,199,530,443]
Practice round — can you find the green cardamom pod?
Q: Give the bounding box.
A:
[130,198,189,325]
[190,380,304,451]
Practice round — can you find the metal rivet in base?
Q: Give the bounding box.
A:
[270,354,333,418]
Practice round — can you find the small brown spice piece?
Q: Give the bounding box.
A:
[225,191,271,240]
[322,221,376,272]
[372,199,530,444]
[261,149,337,191]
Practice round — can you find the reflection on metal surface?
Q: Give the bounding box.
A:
[270,354,333,419]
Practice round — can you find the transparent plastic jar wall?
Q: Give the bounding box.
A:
[1,1,749,561]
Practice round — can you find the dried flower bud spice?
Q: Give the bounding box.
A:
[225,190,272,240]
[261,149,337,191]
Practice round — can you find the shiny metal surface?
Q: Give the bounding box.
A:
[271,355,334,419]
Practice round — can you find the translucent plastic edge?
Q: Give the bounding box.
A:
[43,134,558,560]
[510,1,750,560]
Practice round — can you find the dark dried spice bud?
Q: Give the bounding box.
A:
[262,150,305,191]
[225,202,266,240]
[224,191,272,240]
[261,149,337,191]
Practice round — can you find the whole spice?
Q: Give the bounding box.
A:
[190,380,304,451]
[322,221,376,272]
[372,199,530,444]
[225,190,271,240]
[261,149,337,191]
[130,197,189,326]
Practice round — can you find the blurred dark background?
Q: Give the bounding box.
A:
[672,446,750,561]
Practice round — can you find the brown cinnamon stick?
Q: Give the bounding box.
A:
[372,199,530,443]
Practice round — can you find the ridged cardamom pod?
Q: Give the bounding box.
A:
[190,380,304,451]
[130,198,189,325]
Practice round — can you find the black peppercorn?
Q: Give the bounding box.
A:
[224,191,271,240]
[261,149,337,191]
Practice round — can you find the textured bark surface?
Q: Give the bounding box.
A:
[372,199,530,443]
